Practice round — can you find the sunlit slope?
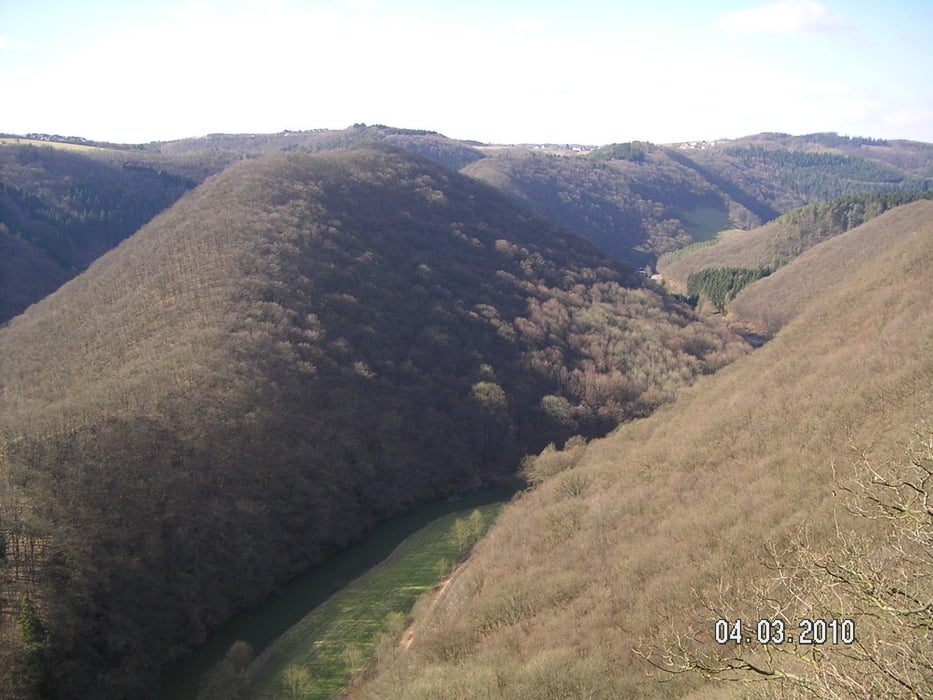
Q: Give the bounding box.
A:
[352,201,933,698]
[657,192,932,296]
[0,145,745,699]
[727,199,933,336]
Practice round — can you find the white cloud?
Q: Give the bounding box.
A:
[243,0,290,9]
[717,0,850,36]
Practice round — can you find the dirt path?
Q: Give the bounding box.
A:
[399,559,465,651]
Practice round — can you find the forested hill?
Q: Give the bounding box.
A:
[461,145,742,267]
[151,123,486,172]
[349,200,933,700]
[0,145,746,699]
[3,130,931,322]
[0,140,212,322]
[727,198,933,336]
[462,135,933,266]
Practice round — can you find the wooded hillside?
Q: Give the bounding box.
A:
[4,130,931,320]
[0,145,745,699]
[727,198,933,336]
[351,200,933,698]
[0,142,210,322]
[658,191,933,297]
[2,129,930,699]
[460,135,932,268]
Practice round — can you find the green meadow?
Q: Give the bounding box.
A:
[241,505,503,699]
[0,137,110,152]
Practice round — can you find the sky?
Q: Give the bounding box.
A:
[1,0,931,145]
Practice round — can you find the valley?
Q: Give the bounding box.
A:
[158,487,512,700]
[0,127,930,699]
[350,200,933,699]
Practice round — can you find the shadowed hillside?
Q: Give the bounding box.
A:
[462,146,752,266]
[461,135,932,268]
[0,142,210,322]
[350,201,933,698]
[0,145,746,699]
[0,127,483,322]
[2,126,929,699]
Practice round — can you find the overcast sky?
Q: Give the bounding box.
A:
[1,0,931,145]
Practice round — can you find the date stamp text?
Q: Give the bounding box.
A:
[715,618,855,645]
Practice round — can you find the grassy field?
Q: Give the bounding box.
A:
[676,206,735,244]
[0,136,115,152]
[242,505,503,699]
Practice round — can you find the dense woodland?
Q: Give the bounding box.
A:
[462,147,741,265]
[685,266,771,313]
[685,134,933,214]
[0,145,745,699]
[349,201,933,699]
[4,129,932,321]
[0,143,210,321]
[0,129,931,699]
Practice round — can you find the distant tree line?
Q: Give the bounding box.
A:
[722,146,932,200]
[588,142,647,163]
[774,190,933,236]
[803,132,891,148]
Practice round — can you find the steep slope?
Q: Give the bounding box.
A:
[0,226,70,321]
[726,199,933,336]
[0,145,745,699]
[6,130,930,321]
[352,201,933,698]
[462,145,752,267]
[0,142,207,322]
[657,191,933,296]
[0,127,484,321]
[461,135,933,269]
[684,133,933,211]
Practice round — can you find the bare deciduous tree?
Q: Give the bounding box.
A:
[637,426,932,699]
